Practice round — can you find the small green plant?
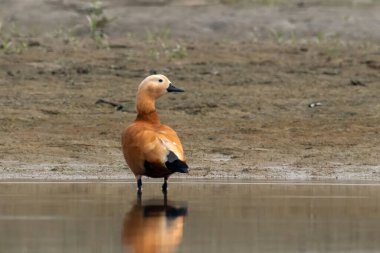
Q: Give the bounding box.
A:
[0,22,28,54]
[149,48,161,61]
[146,28,172,43]
[270,29,284,44]
[146,28,187,61]
[2,40,28,54]
[86,0,114,47]
[14,41,28,53]
[0,38,12,51]
[168,43,187,60]
[52,28,78,45]
[149,43,188,62]
[316,32,324,43]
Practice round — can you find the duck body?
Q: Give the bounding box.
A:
[122,111,187,178]
[121,74,188,193]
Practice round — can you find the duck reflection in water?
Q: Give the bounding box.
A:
[123,196,187,253]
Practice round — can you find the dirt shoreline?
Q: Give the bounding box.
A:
[1,1,379,181]
[1,160,380,181]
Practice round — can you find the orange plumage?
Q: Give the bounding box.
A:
[121,74,188,193]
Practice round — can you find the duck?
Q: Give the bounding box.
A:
[122,74,189,194]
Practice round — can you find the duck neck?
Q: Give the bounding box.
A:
[136,93,160,124]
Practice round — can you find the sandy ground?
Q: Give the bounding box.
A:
[0,0,379,180]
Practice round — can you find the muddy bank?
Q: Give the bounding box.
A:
[0,1,380,180]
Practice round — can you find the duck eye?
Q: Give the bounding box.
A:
[158,79,163,83]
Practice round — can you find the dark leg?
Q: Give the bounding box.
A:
[162,177,168,194]
[137,176,142,195]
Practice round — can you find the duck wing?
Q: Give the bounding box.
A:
[122,123,188,177]
[156,125,188,174]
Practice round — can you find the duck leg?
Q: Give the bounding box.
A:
[137,176,142,195]
[162,176,168,194]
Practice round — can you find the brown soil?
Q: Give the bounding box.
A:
[0,0,379,180]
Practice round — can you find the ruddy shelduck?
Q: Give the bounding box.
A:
[122,74,189,194]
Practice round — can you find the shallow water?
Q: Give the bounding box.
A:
[0,181,380,253]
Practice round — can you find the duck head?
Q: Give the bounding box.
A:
[138,74,184,99]
[136,74,184,114]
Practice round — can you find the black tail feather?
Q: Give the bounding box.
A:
[165,151,189,173]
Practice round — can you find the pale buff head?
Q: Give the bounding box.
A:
[138,74,184,99]
[136,74,184,114]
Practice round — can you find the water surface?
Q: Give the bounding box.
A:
[0,181,379,253]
